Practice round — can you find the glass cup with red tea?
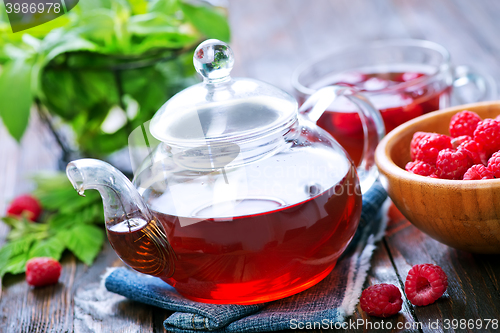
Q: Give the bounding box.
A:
[292,39,496,165]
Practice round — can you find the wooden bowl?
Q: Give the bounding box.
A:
[375,101,500,253]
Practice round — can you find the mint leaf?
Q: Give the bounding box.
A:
[48,214,74,231]
[1,216,22,228]
[148,0,178,15]
[179,2,230,42]
[0,246,13,278]
[2,236,37,256]
[0,232,39,277]
[3,253,29,276]
[58,224,104,265]
[0,58,33,141]
[3,217,48,242]
[28,237,65,260]
[129,0,149,14]
[31,171,72,190]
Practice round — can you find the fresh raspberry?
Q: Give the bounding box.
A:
[414,134,452,165]
[463,164,494,180]
[410,132,433,160]
[487,151,500,178]
[405,160,436,177]
[457,140,487,165]
[6,194,42,222]
[26,257,62,287]
[360,283,403,317]
[451,135,472,149]
[449,110,482,138]
[435,148,473,180]
[405,264,448,306]
[473,119,500,156]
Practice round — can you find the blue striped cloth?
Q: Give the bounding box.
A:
[105,181,388,332]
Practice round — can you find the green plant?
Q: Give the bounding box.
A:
[0,172,105,279]
[0,0,230,156]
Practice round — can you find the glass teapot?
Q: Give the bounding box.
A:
[66,40,385,305]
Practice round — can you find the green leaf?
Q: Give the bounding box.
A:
[4,44,30,59]
[3,253,29,276]
[0,246,11,278]
[57,192,101,214]
[2,216,47,242]
[76,0,112,12]
[47,214,75,232]
[32,171,72,190]
[69,10,116,52]
[28,237,65,260]
[45,36,98,63]
[33,171,102,213]
[128,18,199,52]
[1,216,22,229]
[148,0,178,15]
[0,172,107,276]
[129,0,149,15]
[0,59,33,141]
[128,13,179,34]
[1,237,34,258]
[22,35,42,52]
[58,224,104,265]
[0,238,36,276]
[179,2,230,41]
[47,204,104,232]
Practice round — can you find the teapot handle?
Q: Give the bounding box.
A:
[299,86,385,194]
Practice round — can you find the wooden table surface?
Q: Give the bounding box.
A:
[1,0,500,332]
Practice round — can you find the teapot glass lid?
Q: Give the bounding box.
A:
[149,40,298,147]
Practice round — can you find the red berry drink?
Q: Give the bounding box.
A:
[304,65,450,164]
[107,164,361,305]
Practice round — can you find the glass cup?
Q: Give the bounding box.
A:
[292,39,496,165]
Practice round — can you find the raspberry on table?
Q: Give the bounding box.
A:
[435,148,473,180]
[405,264,448,306]
[6,194,42,222]
[414,134,452,165]
[473,118,500,156]
[487,151,500,178]
[26,257,62,287]
[360,283,403,317]
[449,110,482,138]
[410,132,433,160]
[405,160,436,177]
[463,164,494,180]
[457,140,487,165]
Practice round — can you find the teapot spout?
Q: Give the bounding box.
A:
[66,158,152,223]
[66,159,176,277]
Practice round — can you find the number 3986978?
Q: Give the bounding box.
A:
[5,2,61,14]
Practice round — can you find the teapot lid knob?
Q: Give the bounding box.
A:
[193,39,234,82]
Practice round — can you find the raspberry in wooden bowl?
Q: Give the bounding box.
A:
[375,101,500,253]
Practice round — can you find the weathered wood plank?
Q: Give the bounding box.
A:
[72,245,156,333]
[346,240,421,333]
[0,242,158,333]
[385,220,500,333]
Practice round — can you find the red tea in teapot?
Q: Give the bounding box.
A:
[69,39,382,306]
[107,217,177,277]
[107,164,361,305]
